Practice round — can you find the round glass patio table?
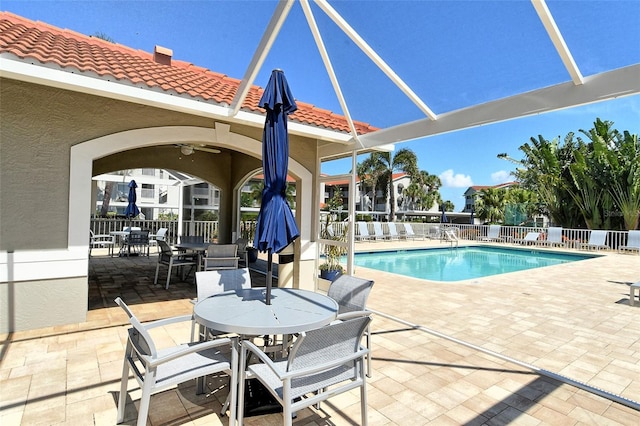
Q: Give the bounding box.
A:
[193,287,338,336]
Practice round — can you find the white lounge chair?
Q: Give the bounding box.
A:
[539,227,564,247]
[387,223,401,240]
[356,221,372,241]
[480,225,503,242]
[580,230,608,251]
[514,232,540,245]
[372,222,386,241]
[619,230,640,255]
[402,223,425,240]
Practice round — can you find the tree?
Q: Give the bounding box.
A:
[476,187,505,224]
[358,148,418,221]
[499,118,638,230]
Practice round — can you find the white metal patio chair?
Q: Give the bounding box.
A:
[237,314,372,426]
[122,229,150,256]
[114,297,237,426]
[148,227,168,252]
[619,230,640,255]
[154,240,198,289]
[192,268,252,341]
[201,244,239,271]
[89,229,115,257]
[234,238,250,267]
[328,274,375,377]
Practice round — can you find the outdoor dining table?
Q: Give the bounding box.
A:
[193,287,339,423]
[174,242,210,270]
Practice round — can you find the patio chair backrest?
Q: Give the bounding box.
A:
[388,223,399,237]
[403,223,415,236]
[203,244,239,270]
[114,297,156,358]
[372,222,384,236]
[155,228,169,241]
[128,230,149,245]
[195,268,252,301]
[488,225,501,238]
[357,221,370,237]
[327,275,374,315]
[547,227,563,243]
[180,235,204,244]
[588,230,607,245]
[157,240,174,262]
[287,315,371,372]
[627,230,640,247]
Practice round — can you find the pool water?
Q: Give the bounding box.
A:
[352,246,596,282]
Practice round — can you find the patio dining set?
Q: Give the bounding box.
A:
[115,271,375,426]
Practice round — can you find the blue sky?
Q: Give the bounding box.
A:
[4,0,639,209]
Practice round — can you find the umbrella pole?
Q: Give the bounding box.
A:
[266,250,273,305]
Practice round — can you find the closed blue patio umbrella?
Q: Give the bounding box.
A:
[254,69,300,304]
[470,208,475,224]
[124,180,140,219]
[440,204,448,224]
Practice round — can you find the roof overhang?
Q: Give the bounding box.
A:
[0,55,354,144]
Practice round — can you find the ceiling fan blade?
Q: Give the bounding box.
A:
[194,146,221,154]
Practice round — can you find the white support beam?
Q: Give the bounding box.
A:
[229,0,295,116]
[315,0,437,121]
[359,64,640,148]
[300,0,364,148]
[532,0,583,85]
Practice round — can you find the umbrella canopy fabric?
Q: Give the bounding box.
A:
[470,208,475,224]
[124,179,140,218]
[254,70,300,254]
[254,69,300,304]
[440,204,448,223]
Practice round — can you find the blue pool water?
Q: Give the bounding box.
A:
[352,246,596,282]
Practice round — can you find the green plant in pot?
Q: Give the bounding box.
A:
[319,219,347,282]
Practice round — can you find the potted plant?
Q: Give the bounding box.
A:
[240,220,259,263]
[318,217,347,282]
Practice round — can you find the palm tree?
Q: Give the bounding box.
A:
[359,148,418,221]
[477,187,505,223]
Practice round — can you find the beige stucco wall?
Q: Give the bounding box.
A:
[0,77,323,333]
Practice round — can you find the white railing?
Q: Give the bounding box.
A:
[90,219,219,243]
[321,221,635,252]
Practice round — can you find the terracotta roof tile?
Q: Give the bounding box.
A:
[0,11,378,135]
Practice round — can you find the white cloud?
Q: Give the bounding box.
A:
[439,169,473,188]
[491,170,512,183]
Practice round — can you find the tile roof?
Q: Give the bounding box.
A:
[0,11,378,135]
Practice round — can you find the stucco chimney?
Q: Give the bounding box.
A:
[153,45,172,66]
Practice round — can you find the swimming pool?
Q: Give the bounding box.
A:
[353,246,597,282]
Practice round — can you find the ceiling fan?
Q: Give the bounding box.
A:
[174,144,221,155]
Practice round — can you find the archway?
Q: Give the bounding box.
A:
[72,125,315,285]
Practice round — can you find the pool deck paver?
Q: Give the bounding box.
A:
[1,239,639,425]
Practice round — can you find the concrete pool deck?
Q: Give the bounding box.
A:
[1,239,639,425]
